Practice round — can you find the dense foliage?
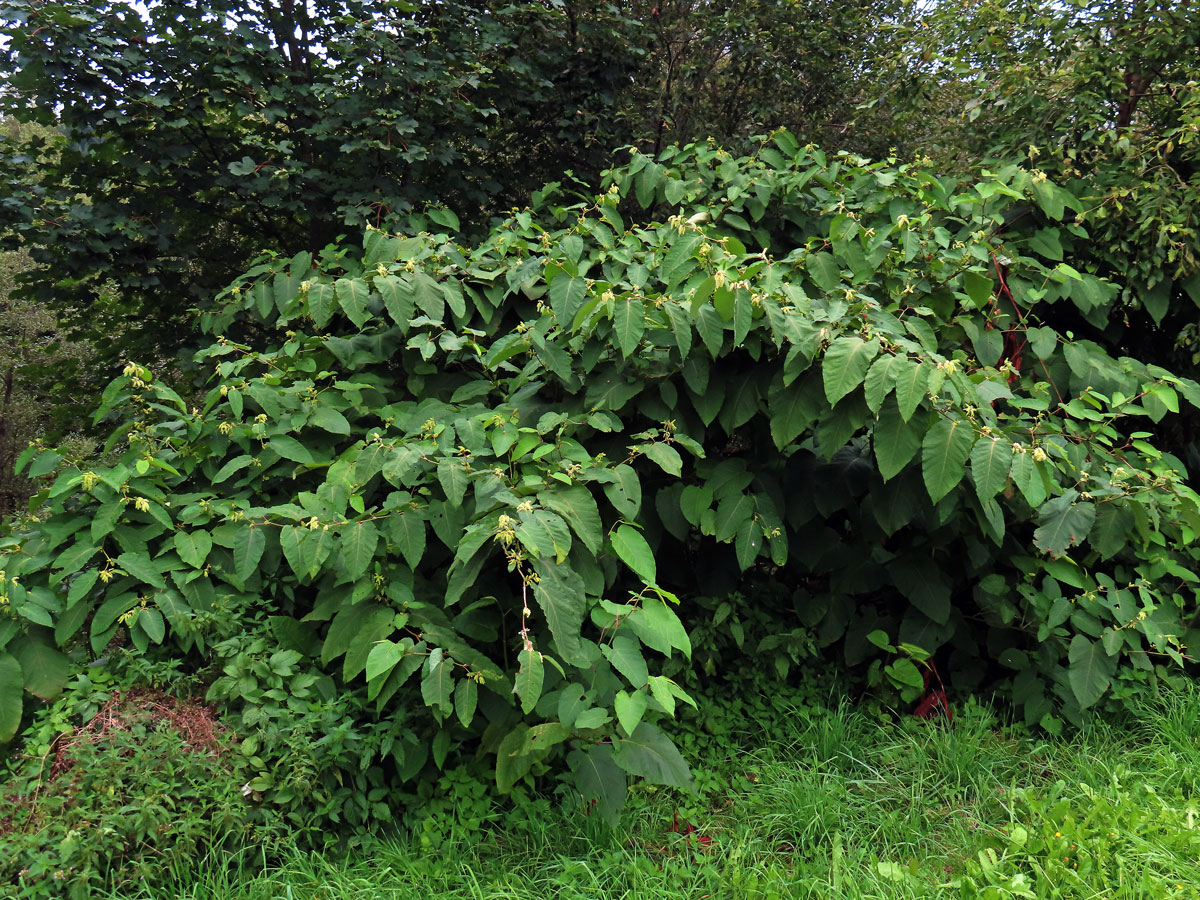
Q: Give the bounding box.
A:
[894,0,1200,403]
[3,137,1198,845]
[0,0,899,399]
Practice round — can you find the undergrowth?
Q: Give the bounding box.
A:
[69,673,1200,900]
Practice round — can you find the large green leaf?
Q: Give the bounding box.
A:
[0,653,22,743]
[1034,493,1096,557]
[335,277,371,328]
[567,745,626,826]
[321,602,386,665]
[270,435,316,465]
[437,459,469,507]
[376,274,414,328]
[117,550,166,590]
[602,464,642,518]
[921,416,976,503]
[891,558,951,625]
[539,486,603,555]
[961,271,994,308]
[612,722,694,791]
[421,647,454,716]
[549,271,587,326]
[1068,634,1115,709]
[642,443,683,477]
[233,525,267,583]
[627,596,691,659]
[695,305,724,357]
[515,648,544,715]
[365,640,404,683]
[823,336,880,406]
[769,381,821,450]
[613,296,645,358]
[311,405,352,435]
[863,354,904,413]
[9,635,70,701]
[174,531,212,569]
[610,524,656,585]
[602,635,648,688]
[613,689,648,736]
[662,233,703,287]
[714,492,754,543]
[873,397,922,481]
[893,360,929,421]
[806,252,841,293]
[532,560,589,667]
[341,520,379,581]
[389,511,426,569]
[970,436,1013,503]
[308,281,336,328]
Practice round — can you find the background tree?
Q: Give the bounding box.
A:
[0,0,648,392]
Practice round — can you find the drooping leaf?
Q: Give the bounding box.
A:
[0,653,22,743]
[1034,494,1096,557]
[515,647,545,715]
[335,277,371,328]
[714,492,754,543]
[612,722,694,791]
[532,560,589,667]
[270,435,316,465]
[873,397,922,481]
[9,636,70,701]
[602,635,649,688]
[602,465,642,518]
[627,596,691,659]
[117,550,166,590]
[311,406,352,435]
[233,525,267,583]
[549,272,587,326]
[539,486,603,555]
[341,520,379,581]
[376,274,414,327]
[892,558,951,625]
[613,296,645,358]
[642,443,683,477]
[365,640,404,682]
[568,745,626,826]
[389,511,426,569]
[823,337,880,406]
[421,647,455,717]
[921,415,976,503]
[893,360,929,421]
[613,689,648,737]
[438,459,469,507]
[970,436,1013,503]
[610,525,657,585]
[455,677,478,728]
[1068,634,1115,709]
[806,252,841,293]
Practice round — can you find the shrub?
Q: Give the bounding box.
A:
[2,133,1198,829]
[0,685,256,899]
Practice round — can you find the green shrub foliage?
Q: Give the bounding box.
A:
[3,134,1199,824]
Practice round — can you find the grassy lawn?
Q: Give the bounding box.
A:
[104,682,1200,900]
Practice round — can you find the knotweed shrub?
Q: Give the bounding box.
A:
[2,133,1198,832]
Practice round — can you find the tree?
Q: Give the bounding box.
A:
[627,0,910,157]
[0,0,647,383]
[892,1,1200,346]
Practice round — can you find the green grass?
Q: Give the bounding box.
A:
[107,685,1200,900]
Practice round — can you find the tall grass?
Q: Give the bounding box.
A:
[109,685,1200,900]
